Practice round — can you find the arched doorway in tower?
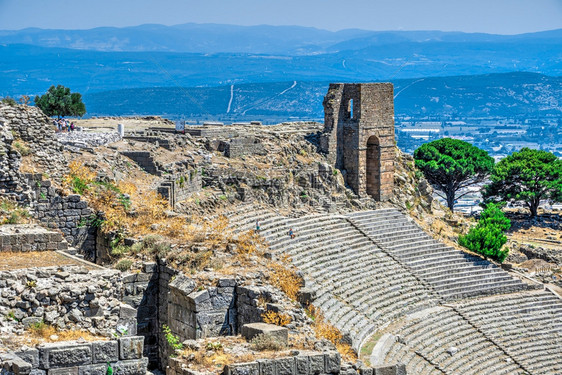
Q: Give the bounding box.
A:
[366,135,381,200]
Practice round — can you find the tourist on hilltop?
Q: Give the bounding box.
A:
[255,220,260,233]
[288,228,295,239]
[70,122,75,131]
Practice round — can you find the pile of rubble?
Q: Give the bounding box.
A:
[56,130,122,152]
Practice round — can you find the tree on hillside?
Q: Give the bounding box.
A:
[34,85,86,118]
[413,138,495,211]
[483,148,562,217]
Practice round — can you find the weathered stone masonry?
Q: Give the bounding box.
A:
[320,83,395,201]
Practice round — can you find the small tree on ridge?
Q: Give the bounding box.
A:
[34,85,86,119]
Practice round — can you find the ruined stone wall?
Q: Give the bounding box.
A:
[1,336,147,375]
[0,224,66,252]
[0,266,132,337]
[0,119,26,201]
[124,129,193,151]
[25,174,97,258]
[168,275,237,341]
[157,169,202,207]
[183,126,238,139]
[122,262,161,369]
[158,261,179,370]
[0,104,67,180]
[120,151,163,176]
[223,137,266,158]
[220,352,343,375]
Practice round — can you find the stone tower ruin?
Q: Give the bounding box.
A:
[320,83,395,201]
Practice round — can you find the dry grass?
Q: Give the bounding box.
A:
[177,337,257,372]
[22,321,105,346]
[267,255,302,301]
[0,197,32,224]
[261,310,292,327]
[0,251,83,271]
[306,304,357,362]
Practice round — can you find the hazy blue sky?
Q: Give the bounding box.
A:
[1,0,561,34]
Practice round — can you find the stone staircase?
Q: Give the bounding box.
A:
[348,209,532,301]
[456,290,562,375]
[227,205,439,351]
[381,306,525,375]
[226,206,562,374]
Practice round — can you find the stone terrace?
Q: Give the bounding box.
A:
[456,290,562,374]
[379,306,524,374]
[227,206,562,374]
[348,209,533,301]
[0,224,67,251]
[228,205,440,351]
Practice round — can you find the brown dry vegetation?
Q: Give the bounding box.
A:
[266,255,302,301]
[176,336,292,373]
[306,304,357,362]
[2,322,106,349]
[261,310,292,327]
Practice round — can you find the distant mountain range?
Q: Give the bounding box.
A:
[2,24,562,55]
[0,24,561,121]
[82,72,562,120]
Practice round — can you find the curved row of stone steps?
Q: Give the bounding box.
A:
[382,307,524,375]
[348,209,531,300]
[456,290,562,374]
[226,206,438,351]
[227,206,559,373]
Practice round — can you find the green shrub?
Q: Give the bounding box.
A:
[250,333,286,351]
[478,203,511,231]
[115,259,132,272]
[111,245,131,258]
[458,203,511,263]
[70,176,89,195]
[459,225,509,263]
[1,97,17,106]
[162,324,183,352]
[13,140,31,156]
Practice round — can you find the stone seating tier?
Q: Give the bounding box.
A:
[348,209,531,300]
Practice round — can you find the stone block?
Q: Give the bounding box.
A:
[373,364,405,375]
[257,359,276,375]
[78,363,107,375]
[92,341,118,363]
[111,358,148,375]
[142,262,157,273]
[15,348,39,368]
[241,323,288,346]
[39,342,92,369]
[47,368,78,375]
[188,290,211,312]
[11,356,32,375]
[224,362,259,375]
[324,352,340,374]
[119,304,137,320]
[276,357,295,375]
[308,354,325,375]
[119,336,144,360]
[295,356,309,375]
